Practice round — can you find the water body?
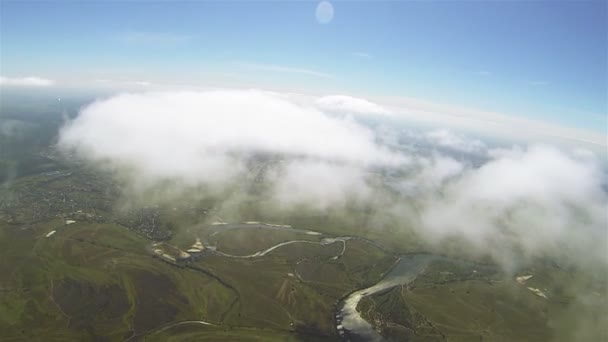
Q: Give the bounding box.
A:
[215,237,352,258]
[194,222,494,341]
[205,223,491,341]
[336,254,436,342]
[209,222,323,237]
[209,222,354,258]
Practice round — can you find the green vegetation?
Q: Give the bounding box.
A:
[357,258,608,341]
[0,221,236,341]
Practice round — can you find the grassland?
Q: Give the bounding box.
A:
[0,220,239,341]
[357,257,608,342]
[0,178,400,341]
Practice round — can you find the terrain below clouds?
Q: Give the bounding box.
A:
[57,89,607,273]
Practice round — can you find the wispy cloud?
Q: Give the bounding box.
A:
[316,95,390,116]
[0,76,55,87]
[425,129,486,153]
[473,70,491,76]
[353,52,372,59]
[93,79,153,88]
[116,31,192,46]
[236,62,334,79]
[529,80,549,86]
[131,81,152,87]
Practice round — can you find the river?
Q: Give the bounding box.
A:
[169,222,473,341]
[336,254,437,341]
[208,223,433,341]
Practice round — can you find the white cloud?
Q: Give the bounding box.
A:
[416,145,607,270]
[59,90,403,192]
[316,95,391,116]
[425,129,486,153]
[130,81,151,87]
[0,76,55,87]
[116,31,192,45]
[270,160,371,210]
[93,79,157,89]
[420,154,465,185]
[529,80,549,86]
[236,62,334,79]
[353,52,372,59]
[397,154,466,196]
[473,70,491,76]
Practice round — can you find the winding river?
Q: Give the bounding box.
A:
[175,223,486,341]
[336,254,436,341]
[209,222,351,258]
[209,223,435,341]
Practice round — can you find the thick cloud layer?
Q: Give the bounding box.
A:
[416,145,607,269]
[58,89,607,270]
[59,89,401,197]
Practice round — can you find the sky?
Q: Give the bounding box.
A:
[0,0,606,135]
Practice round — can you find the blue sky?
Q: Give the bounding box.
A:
[1,0,606,133]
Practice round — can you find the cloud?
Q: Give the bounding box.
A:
[473,70,491,76]
[116,31,192,46]
[397,154,466,196]
[0,76,55,87]
[59,90,402,191]
[270,160,371,210]
[236,62,334,79]
[353,52,372,59]
[316,95,391,116]
[418,154,465,187]
[130,81,151,87]
[95,79,151,86]
[416,144,607,270]
[425,129,486,153]
[58,89,607,275]
[529,80,549,86]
